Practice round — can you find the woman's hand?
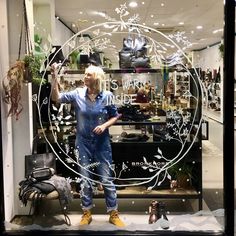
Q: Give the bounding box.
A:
[51,63,62,78]
[93,125,106,135]
[50,63,62,102]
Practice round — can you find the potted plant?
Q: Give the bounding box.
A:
[168,160,195,189]
[218,43,224,59]
[23,54,46,85]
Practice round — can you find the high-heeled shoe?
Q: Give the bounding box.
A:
[148,200,158,224]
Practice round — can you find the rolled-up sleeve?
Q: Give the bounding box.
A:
[105,92,119,118]
[59,90,77,103]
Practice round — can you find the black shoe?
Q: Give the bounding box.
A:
[158,201,169,229]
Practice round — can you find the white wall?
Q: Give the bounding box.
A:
[0,0,17,221]
[192,43,224,123]
[54,18,74,57]
[7,0,34,216]
[192,43,223,71]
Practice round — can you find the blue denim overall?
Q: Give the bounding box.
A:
[59,87,118,212]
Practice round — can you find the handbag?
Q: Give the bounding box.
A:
[25,136,56,178]
[119,51,133,68]
[131,56,151,68]
[119,36,150,69]
[89,51,102,66]
[121,132,149,142]
[30,167,55,181]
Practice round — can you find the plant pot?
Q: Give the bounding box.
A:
[177,174,192,189]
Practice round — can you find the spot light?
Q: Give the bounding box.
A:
[129,1,138,7]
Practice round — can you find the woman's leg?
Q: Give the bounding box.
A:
[95,148,118,212]
[77,140,94,210]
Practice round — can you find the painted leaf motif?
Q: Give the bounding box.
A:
[32,94,37,102]
[68,40,76,49]
[167,173,171,180]
[142,166,148,170]
[42,97,48,105]
[143,157,147,163]
[154,155,162,159]
[43,43,49,52]
[47,34,52,44]
[157,148,163,155]
[93,29,100,35]
[122,162,128,170]
[112,26,119,32]
[39,64,44,73]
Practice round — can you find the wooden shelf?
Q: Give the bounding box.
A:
[72,186,201,199]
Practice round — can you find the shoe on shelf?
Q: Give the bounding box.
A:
[158,201,169,229]
[148,200,158,224]
[109,210,125,227]
[79,210,92,225]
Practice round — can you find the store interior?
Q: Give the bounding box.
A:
[0,0,232,234]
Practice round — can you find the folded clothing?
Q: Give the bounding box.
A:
[121,132,149,142]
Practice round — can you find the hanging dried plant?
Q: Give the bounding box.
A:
[2,61,26,120]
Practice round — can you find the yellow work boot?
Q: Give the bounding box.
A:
[109,210,125,227]
[79,210,92,225]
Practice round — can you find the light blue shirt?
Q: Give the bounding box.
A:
[59,87,119,141]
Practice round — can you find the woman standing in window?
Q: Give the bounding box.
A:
[51,63,125,227]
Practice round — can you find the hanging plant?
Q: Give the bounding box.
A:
[2,61,25,120]
[218,43,224,59]
[168,160,195,189]
[23,54,46,85]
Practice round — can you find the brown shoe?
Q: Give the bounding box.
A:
[79,210,92,225]
[109,210,125,227]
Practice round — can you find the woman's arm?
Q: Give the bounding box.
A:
[93,115,120,135]
[50,63,61,102]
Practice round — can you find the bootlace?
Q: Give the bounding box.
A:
[82,210,91,218]
[110,211,119,219]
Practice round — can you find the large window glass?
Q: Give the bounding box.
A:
[1,0,230,234]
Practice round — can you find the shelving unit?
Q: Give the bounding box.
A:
[37,68,203,210]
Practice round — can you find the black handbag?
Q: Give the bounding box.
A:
[121,132,149,142]
[89,51,102,66]
[119,36,150,69]
[119,51,133,68]
[30,167,55,181]
[25,137,56,178]
[131,56,151,68]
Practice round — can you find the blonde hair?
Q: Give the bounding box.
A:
[85,65,106,92]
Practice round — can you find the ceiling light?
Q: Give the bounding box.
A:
[79,11,83,15]
[179,22,184,25]
[97,11,106,17]
[191,30,194,34]
[196,25,203,29]
[129,1,138,7]
[153,22,159,25]
[213,28,223,34]
[151,15,154,18]
[161,3,165,7]
[142,1,145,4]
[161,23,165,26]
